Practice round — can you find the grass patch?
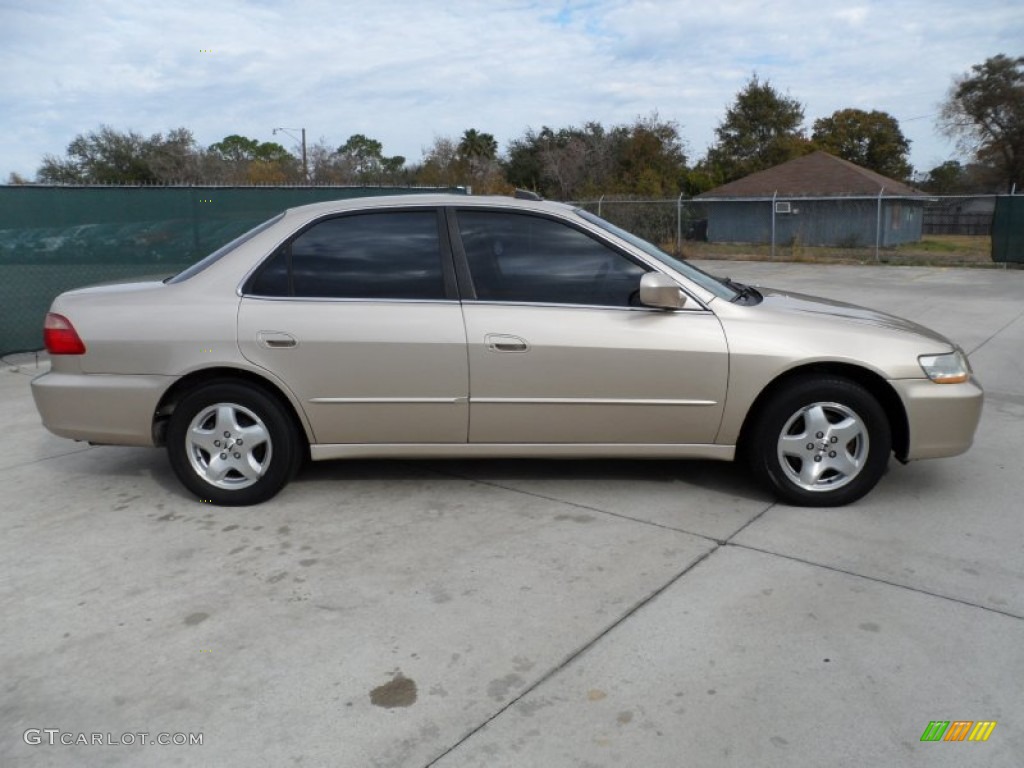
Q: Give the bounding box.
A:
[673,234,1012,268]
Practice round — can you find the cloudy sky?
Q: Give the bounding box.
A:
[1,0,1021,182]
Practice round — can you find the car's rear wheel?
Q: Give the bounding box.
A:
[747,376,891,507]
[167,381,302,506]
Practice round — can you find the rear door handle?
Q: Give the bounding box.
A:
[485,334,529,353]
[257,331,297,349]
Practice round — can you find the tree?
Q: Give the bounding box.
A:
[917,160,1003,194]
[503,115,687,199]
[415,136,465,187]
[456,129,509,193]
[38,125,161,184]
[503,123,617,198]
[458,129,498,161]
[940,54,1024,192]
[208,134,262,164]
[36,125,209,184]
[614,113,688,196]
[704,75,811,183]
[146,127,206,183]
[335,134,405,183]
[812,108,912,180]
[504,130,546,192]
[207,135,298,183]
[920,160,966,194]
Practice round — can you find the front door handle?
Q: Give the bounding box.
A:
[257,331,297,349]
[485,334,529,353]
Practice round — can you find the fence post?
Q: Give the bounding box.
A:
[875,187,884,262]
[190,184,200,255]
[677,192,685,254]
[771,191,777,259]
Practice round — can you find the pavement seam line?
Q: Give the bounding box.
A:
[730,542,1024,621]
[0,445,93,472]
[722,499,777,542]
[423,546,721,767]
[966,304,1024,356]
[419,465,723,542]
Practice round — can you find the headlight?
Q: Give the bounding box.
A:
[919,349,972,384]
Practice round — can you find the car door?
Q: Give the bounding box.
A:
[452,208,728,444]
[237,208,468,445]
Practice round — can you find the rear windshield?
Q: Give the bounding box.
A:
[166,213,284,284]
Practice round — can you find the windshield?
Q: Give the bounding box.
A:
[166,213,285,284]
[576,209,738,301]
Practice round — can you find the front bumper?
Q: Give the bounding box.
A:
[31,371,173,446]
[891,376,984,460]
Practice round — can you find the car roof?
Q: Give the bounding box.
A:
[282,194,577,218]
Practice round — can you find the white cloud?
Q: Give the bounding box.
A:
[1,0,1020,180]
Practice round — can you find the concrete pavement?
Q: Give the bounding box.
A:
[2,261,1022,767]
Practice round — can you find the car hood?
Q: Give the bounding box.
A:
[755,287,953,347]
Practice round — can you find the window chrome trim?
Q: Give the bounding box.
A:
[461,299,711,313]
[238,295,461,305]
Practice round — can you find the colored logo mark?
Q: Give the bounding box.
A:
[200,49,213,52]
[920,721,997,742]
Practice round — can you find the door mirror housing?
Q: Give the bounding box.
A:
[639,272,687,310]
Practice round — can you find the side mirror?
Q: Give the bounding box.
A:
[639,272,687,310]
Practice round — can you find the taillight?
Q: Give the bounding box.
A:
[43,312,86,355]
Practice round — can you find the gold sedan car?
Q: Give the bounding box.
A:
[31,194,982,507]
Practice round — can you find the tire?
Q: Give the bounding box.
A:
[166,380,303,506]
[747,376,891,507]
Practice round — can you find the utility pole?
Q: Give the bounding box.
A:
[273,127,308,183]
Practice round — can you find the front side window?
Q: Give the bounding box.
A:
[247,211,445,300]
[456,211,647,307]
[576,209,738,301]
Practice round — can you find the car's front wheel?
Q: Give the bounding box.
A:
[747,376,891,507]
[167,381,302,506]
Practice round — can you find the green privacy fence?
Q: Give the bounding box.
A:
[0,185,465,354]
[992,195,1024,264]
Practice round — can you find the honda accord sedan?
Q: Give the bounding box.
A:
[31,194,983,506]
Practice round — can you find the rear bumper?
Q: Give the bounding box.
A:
[31,371,172,446]
[891,377,984,460]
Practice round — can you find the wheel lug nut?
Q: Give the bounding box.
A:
[236,439,243,446]
[814,456,822,462]
[830,436,838,443]
[214,440,221,447]
[816,432,824,439]
[829,451,837,458]
[234,452,241,459]
[224,431,230,437]
[220,453,227,460]
[806,443,815,450]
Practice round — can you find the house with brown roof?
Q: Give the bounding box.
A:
[695,151,927,247]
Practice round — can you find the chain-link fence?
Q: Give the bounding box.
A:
[0,184,464,354]
[570,194,1014,267]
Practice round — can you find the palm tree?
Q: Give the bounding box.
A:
[458,129,498,161]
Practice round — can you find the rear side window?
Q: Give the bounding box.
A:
[247,211,446,300]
